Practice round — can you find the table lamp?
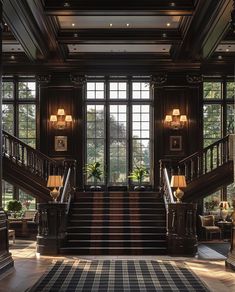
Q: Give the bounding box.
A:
[170,175,187,202]
[219,201,230,221]
[47,175,63,202]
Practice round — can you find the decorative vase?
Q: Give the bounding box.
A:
[220,209,228,221]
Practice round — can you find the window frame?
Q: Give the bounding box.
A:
[84,77,153,190]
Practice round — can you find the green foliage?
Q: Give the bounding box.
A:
[7,200,22,212]
[83,162,103,184]
[128,165,148,185]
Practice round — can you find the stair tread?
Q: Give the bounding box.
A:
[67,239,166,242]
[67,232,166,235]
[60,246,167,250]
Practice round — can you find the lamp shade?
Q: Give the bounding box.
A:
[65,115,73,122]
[47,175,63,188]
[165,115,173,122]
[180,115,187,122]
[50,115,57,122]
[57,108,65,116]
[170,175,187,188]
[172,109,180,116]
[219,201,230,209]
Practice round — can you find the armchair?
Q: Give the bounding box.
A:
[199,215,221,240]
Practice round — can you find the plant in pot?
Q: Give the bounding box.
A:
[128,165,149,191]
[84,162,103,191]
[7,200,22,218]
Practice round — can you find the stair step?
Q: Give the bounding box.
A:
[66,226,166,232]
[70,214,166,219]
[67,233,166,240]
[60,246,167,255]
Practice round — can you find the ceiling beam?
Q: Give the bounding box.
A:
[43,0,195,16]
[57,29,182,44]
[172,0,233,60]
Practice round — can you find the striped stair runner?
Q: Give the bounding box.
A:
[60,192,167,255]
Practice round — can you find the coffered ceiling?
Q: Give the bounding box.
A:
[2,0,235,74]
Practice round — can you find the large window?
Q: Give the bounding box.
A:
[203,80,235,208]
[1,78,37,209]
[85,79,152,187]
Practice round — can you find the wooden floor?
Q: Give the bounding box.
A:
[0,240,234,292]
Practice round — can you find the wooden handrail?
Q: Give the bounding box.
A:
[159,160,175,209]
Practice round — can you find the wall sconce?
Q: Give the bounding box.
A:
[49,108,73,130]
[164,109,187,130]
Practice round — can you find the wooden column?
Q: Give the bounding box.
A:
[0,1,14,278]
[167,203,198,256]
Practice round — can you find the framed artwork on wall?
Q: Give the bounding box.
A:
[55,136,67,152]
[170,136,182,151]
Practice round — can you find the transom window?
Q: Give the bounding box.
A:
[85,79,152,188]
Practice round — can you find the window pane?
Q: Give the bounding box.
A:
[19,82,36,99]
[2,82,14,99]
[227,104,235,134]
[86,105,105,183]
[203,104,222,147]
[109,82,127,99]
[86,82,105,99]
[2,104,14,134]
[2,180,14,210]
[18,104,36,148]
[226,82,235,99]
[109,105,127,184]
[132,105,151,182]
[203,191,221,214]
[203,82,222,99]
[19,189,36,210]
[132,82,150,99]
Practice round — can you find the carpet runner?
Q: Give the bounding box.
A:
[28,260,209,292]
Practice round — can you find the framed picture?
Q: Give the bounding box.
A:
[170,136,182,151]
[55,136,67,152]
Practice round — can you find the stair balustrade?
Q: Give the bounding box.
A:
[179,135,231,183]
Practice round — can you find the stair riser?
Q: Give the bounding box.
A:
[60,248,167,255]
[71,203,165,208]
[70,214,166,220]
[68,221,166,227]
[67,234,166,240]
[70,209,165,215]
[65,242,166,248]
[66,227,166,233]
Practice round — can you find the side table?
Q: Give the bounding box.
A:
[217,221,232,241]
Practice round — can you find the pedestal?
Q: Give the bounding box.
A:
[36,203,67,255]
[0,208,14,278]
[167,203,198,256]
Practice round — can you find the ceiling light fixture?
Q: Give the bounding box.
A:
[170,2,176,7]
[126,23,130,27]
[162,33,167,38]
[167,23,171,27]
[226,48,230,52]
[10,55,15,60]
[218,55,222,60]
[64,2,70,7]
[72,23,75,27]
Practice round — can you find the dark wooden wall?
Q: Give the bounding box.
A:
[39,72,202,189]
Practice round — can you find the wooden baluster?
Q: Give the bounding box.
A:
[204,150,208,174]
[22,144,25,166]
[216,144,219,167]
[210,146,213,171]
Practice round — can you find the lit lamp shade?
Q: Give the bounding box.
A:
[57,108,65,116]
[50,115,57,122]
[172,109,180,116]
[170,175,187,188]
[65,115,73,122]
[180,115,187,122]
[47,175,63,188]
[219,201,230,210]
[165,115,173,122]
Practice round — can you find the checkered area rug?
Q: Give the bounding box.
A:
[28,260,209,292]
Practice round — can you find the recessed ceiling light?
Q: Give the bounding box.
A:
[126,23,130,27]
[11,48,15,51]
[64,2,70,7]
[109,23,113,27]
[228,45,231,47]
[72,23,75,27]
[166,23,171,27]
[162,33,167,38]
[226,48,229,52]
[163,48,166,51]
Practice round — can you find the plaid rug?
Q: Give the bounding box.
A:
[28,260,209,292]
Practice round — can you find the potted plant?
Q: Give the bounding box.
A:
[128,165,149,191]
[7,200,22,218]
[83,162,103,190]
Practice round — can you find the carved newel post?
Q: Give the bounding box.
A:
[225,199,235,270]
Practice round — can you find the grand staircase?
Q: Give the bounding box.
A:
[60,192,167,255]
